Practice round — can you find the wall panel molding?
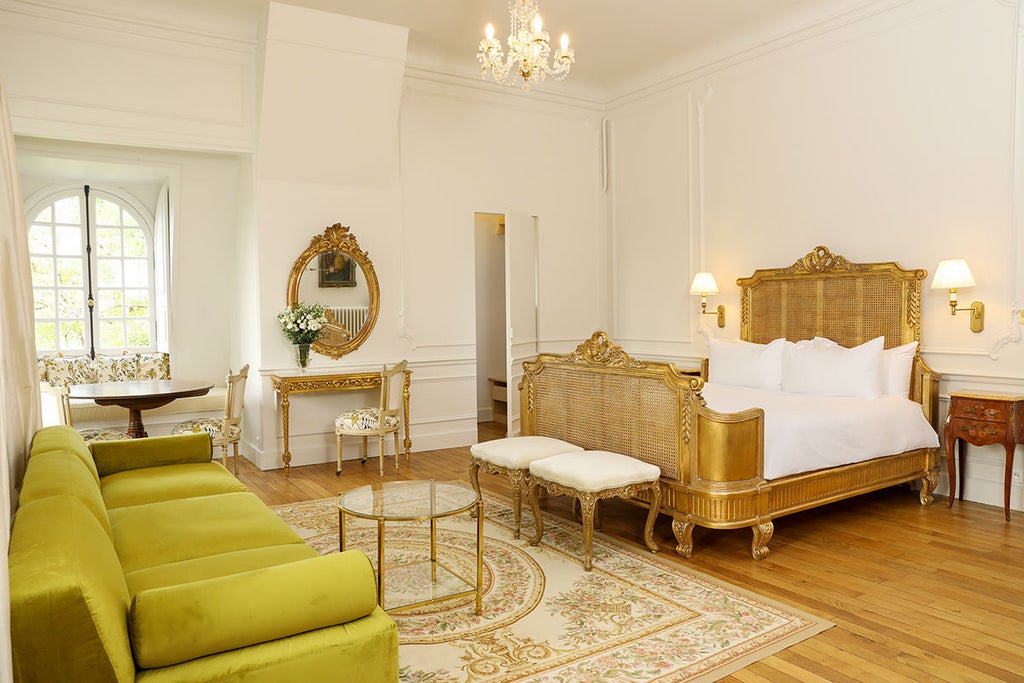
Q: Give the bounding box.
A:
[0,0,257,152]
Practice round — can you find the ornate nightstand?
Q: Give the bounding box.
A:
[944,391,1024,521]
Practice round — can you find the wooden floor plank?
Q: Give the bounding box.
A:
[236,427,1024,682]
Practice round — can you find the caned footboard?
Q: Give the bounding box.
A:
[521,330,939,561]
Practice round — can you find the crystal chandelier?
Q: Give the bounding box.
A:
[477,0,575,90]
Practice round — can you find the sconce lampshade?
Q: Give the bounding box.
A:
[931,259,976,290]
[689,272,720,295]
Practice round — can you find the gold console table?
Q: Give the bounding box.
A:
[270,370,412,476]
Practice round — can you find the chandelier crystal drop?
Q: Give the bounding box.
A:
[477,0,575,90]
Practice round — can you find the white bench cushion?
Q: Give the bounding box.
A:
[470,436,583,469]
[530,450,661,492]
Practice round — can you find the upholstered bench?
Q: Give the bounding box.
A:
[469,436,584,538]
[528,450,661,571]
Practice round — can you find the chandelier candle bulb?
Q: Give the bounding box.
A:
[560,33,569,51]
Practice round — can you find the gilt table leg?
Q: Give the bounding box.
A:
[281,392,292,477]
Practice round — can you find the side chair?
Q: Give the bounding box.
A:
[171,364,249,474]
[56,386,129,443]
[335,360,408,476]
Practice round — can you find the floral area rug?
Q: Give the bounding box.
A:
[272,493,831,682]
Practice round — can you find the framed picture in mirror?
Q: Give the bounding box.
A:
[319,250,357,287]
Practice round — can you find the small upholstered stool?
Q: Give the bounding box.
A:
[528,450,661,571]
[469,436,584,539]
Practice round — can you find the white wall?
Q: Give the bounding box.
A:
[608,0,1024,511]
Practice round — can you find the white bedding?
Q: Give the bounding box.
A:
[701,383,940,480]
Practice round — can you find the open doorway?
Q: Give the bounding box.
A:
[474,209,539,443]
[474,213,506,442]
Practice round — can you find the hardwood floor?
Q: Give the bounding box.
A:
[238,426,1024,682]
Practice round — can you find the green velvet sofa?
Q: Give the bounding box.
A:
[8,426,398,682]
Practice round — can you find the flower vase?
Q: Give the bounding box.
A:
[294,343,311,369]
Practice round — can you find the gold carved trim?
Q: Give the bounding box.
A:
[286,224,381,360]
[775,245,869,274]
[557,331,647,368]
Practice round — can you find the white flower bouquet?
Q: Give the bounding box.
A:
[277,302,328,345]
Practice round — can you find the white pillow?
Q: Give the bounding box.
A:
[782,336,884,398]
[708,337,785,390]
[882,340,918,398]
[814,336,918,398]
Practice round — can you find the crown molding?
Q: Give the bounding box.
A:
[403,64,605,113]
[0,0,257,53]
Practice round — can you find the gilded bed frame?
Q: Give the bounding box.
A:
[520,246,941,559]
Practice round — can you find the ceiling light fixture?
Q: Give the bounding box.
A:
[477,0,575,90]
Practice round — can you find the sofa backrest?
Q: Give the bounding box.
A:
[38,351,171,387]
[20,448,113,539]
[9,495,135,683]
[29,425,100,481]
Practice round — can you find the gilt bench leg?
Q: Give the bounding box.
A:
[508,469,528,540]
[578,492,598,571]
[643,483,661,554]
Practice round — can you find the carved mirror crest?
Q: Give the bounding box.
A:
[286,223,380,359]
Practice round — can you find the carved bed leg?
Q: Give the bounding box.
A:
[671,519,694,558]
[751,522,774,560]
[919,470,937,506]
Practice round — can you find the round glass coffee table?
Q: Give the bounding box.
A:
[338,480,483,614]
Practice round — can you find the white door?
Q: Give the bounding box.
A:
[504,209,538,436]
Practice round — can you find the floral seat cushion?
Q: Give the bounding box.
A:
[78,429,129,443]
[335,409,399,433]
[171,418,240,445]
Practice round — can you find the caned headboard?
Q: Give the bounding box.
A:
[737,246,925,349]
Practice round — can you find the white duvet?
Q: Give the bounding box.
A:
[700,383,940,480]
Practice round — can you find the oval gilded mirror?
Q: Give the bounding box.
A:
[286,224,380,359]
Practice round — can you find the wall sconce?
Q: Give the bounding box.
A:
[689,272,725,328]
[930,258,984,333]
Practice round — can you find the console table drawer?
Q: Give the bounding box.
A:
[948,418,1006,445]
[948,398,1007,422]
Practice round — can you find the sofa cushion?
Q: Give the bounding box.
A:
[129,552,379,668]
[125,543,318,595]
[19,450,112,539]
[133,609,399,683]
[9,496,134,683]
[109,492,305,573]
[102,462,248,509]
[42,353,98,386]
[137,352,171,380]
[96,353,141,382]
[29,425,100,483]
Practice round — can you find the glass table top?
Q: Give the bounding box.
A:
[338,480,479,521]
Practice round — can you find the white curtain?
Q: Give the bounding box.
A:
[0,77,40,682]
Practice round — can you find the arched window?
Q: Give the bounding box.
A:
[28,188,156,355]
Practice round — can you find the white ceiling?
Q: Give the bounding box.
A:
[265,0,878,101]
[41,0,880,102]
